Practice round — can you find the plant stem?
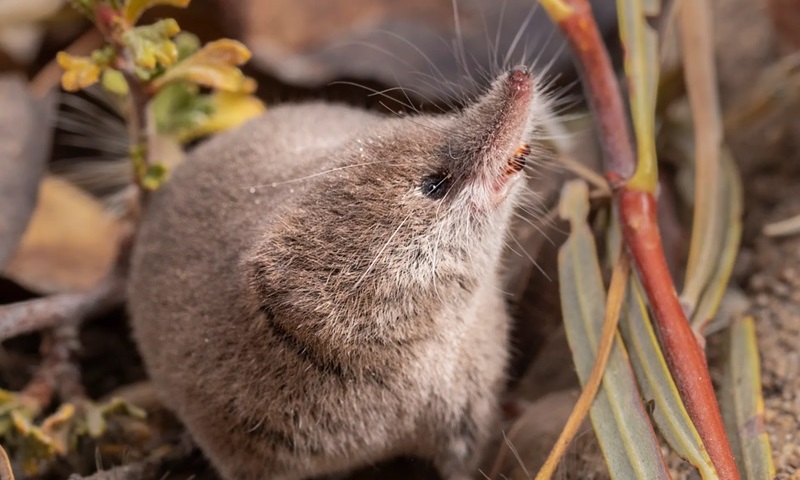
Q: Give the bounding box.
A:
[543,0,636,181]
[618,189,738,478]
[541,0,741,477]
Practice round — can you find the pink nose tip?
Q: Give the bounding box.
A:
[509,66,530,84]
[508,66,532,93]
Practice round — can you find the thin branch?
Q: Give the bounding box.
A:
[0,227,133,342]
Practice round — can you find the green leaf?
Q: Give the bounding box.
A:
[677,0,735,329]
[122,19,181,70]
[616,0,666,191]
[141,163,168,190]
[689,149,742,333]
[177,91,265,142]
[100,397,147,420]
[558,180,670,480]
[101,69,130,96]
[174,31,201,60]
[152,39,256,93]
[57,52,102,92]
[123,0,191,24]
[151,82,212,135]
[720,316,776,480]
[619,280,718,478]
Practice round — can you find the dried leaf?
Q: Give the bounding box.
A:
[10,411,54,476]
[123,0,191,25]
[40,404,75,455]
[152,39,254,92]
[678,0,727,320]
[121,19,181,71]
[558,180,670,479]
[720,316,776,480]
[2,175,121,294]
[57,52,102,91]
[0,443,13,480]
[0,76,50,270]
[488,391,582,478]
[763,213,800,237]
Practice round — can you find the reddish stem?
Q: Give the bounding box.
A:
[557,2,635,180]
[618,189,739,479]
[551,1,741,478]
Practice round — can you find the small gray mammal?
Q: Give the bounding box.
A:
[128,66,549,480]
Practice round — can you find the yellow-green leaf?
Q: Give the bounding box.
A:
[40,404,75,455]
[678,0,734,331]
[101,68,130,96]
[141,163,168,190]
[123,0,191,24]
[121,19,181,70]
[616,0,664,192]
[57,52,101,92]
[177,91,265,142]
[11,411,55,476]
[174,31,200,60]
[720,316,776,480]
[83,401,107,438]
[690,149,742,333]
[152,39,256,93]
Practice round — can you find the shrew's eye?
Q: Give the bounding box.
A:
[420,173,451,200]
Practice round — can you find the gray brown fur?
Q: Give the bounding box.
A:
[128,69,545,480]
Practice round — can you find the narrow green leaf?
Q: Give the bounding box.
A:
[558,180,670,480]
[619,279,718,478]
[141,163,168,190]
[690,149,742,333]
[101,69,130,96]
[121,19,181,70]
[678,0,731,324]
[616,0,663,191]
[151,39,255,93]
[720,316,775,480]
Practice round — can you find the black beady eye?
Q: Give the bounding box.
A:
[420,173,451,200]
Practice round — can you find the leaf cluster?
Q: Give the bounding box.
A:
[0,391,146,476]
[56,0,264,189]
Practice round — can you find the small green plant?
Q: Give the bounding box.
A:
[57,0,265,190]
